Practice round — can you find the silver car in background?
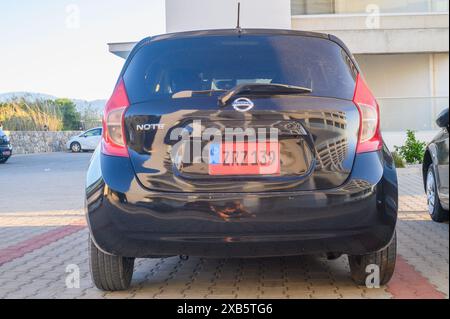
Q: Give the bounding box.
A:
[66,127,102,153]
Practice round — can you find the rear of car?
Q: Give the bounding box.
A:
[86,29,398,291]
[0,129,12,163]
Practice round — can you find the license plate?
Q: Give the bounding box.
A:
[2,151,11,156]
[209,141,280,176]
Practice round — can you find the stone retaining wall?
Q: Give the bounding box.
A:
[4,131,83,155]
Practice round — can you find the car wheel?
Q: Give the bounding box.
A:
[70,142,82,153]
[348,231,397,286]
[0,158,8,164]
[89,237,135,291]
[426,165,448,223]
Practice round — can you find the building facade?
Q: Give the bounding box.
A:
[108,0,449,149]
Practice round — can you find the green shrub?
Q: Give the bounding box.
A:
[395,130,426,164]
[392,151,406,168]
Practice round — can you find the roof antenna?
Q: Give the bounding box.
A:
[236,2,242,33]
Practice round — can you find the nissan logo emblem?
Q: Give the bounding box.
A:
[232,98,255,113]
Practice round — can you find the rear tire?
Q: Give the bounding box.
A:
[0,158,8,164]
[70,142,82,153]
[426,165,448,223]
[89,237,135,291]
[348,231,397,286]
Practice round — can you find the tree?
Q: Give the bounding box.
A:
[55,99,81,131]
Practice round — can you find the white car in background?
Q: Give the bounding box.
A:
[67,127,102,153]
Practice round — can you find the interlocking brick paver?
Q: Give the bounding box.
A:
[0,155,448,299]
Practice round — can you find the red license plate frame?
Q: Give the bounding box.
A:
[208,141,280,176]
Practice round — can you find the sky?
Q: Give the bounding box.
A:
[0,0,166,101]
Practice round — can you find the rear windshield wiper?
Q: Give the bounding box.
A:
[218,83,312,106]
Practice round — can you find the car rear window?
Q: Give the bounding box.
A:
[123,34,357,103]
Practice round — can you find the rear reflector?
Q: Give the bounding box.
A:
[353,74,382,154]
[102,79,130,157]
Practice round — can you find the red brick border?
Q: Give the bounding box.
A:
[387,256,446,299]
[0,224,86,266]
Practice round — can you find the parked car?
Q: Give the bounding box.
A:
[66,127,102,153]
[423,108,449,222]
[86,29,398,291]
[0,129,12,164]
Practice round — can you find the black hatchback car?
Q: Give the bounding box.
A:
[0,129,12,164]
[86,29,398,291]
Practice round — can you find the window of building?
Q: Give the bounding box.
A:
[291,0,449,15]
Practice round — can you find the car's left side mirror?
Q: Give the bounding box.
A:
[436,108,449,129]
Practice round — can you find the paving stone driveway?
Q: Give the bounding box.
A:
[0,154,448,299]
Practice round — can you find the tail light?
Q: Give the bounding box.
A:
[102,79,130,157]
[353,74,382,154]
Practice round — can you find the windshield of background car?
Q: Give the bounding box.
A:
[123,34,358,103]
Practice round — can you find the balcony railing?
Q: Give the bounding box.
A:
[291,0,449,15]
[377,97,449,132]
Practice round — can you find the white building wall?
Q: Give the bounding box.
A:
[165,0,292,33]
[356,53,449,149]
[356,54,432,98]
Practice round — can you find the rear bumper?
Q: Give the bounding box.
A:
[86,149,398,258]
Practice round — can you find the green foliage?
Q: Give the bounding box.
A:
[55,98,81,131]
[391,151,405,168]
[395,130,426,164]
